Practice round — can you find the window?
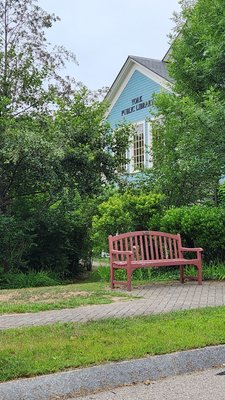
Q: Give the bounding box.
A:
[132,122,145,171]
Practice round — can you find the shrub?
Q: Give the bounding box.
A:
[92,191,164,254]
[149,206,225,263]
[0,214,34,273]
[25,196,94,277]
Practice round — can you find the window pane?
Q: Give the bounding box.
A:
[133,123,144,170]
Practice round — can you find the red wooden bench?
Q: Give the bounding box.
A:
[108,231,203,291]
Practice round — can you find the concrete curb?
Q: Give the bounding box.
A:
[1,345,225,399]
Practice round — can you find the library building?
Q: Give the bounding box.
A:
[105,53,173,173]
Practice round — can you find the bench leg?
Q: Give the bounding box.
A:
[127,268,132,291]
[110,267,115,289]
[197,263,202,285]
[180,265,185,284]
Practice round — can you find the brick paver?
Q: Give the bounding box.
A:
[1,281,225,330]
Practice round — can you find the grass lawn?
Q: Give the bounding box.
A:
[0,281,134,314]
[1,306,225,382]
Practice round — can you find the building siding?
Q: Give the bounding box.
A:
[107,69,162,128]
[107,69,163,172]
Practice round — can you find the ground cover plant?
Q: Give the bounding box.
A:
[94,262,225,284]
[1,306,225,382]
[0,282,133,315]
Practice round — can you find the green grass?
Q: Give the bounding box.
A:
[0,281,133,315]
[1,306,225,382]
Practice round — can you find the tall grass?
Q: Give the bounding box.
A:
[94,262,225,283]
[0,270,61,289]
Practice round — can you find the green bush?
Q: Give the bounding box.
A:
[13,190,95,277]
[92,191,164,254]
[0,270,61,289]
[0,214,34,273]
[0,190,95,282]
[218,183,225,205]
[149,206,225,263]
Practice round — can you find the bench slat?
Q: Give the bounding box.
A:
[149,234,154,260]
[134,235,139,261]
[168,237,172,259]
[140,235,144,260]
[163,236,168,259]
[154,235,159,260]
[159,236,163,259]
[173,239,178,259]
[144,233,149,260]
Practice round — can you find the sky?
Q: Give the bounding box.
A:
[38,0,181,91]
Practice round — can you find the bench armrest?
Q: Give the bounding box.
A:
[180,247,203,260]
[111,250,133,256]
[180,247,203,252]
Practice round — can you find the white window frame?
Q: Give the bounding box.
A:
[147,120,153,168]
[130,121,145,173]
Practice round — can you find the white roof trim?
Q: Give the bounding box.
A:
[105,58,172,117]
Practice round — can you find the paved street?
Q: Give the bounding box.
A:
[74,367,225,400]
[1,281,225,330]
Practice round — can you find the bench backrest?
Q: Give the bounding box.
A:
[109,231,182,261]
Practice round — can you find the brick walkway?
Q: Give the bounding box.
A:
[1,281,225,330]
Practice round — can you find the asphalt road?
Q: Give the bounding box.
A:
[74,367,225,400]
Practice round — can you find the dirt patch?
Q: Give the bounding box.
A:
[24,291,91,303]
[109,296,130,302]
[0,291,20,302]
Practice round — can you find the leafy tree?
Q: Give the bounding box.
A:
[0,1,132,278]
[0,116,64,213]
[152,0,225,205]
[0,0,77,117]
[0,0,75,212]
[55,90,133,197]
[170,0,225,101]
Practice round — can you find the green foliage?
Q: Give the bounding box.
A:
[153,90,225,206]
[0,1,134,282]
[0,270,61,289]
[152,0,225,205]
[150,206,225,262]
[0,0,77,116]
[0,116,64,213]
[218,183,225,205]
[92,191,164,253]
[170,0,225,100]
[0,214,33,273]
[55,91,133,197]
[25,191,95,275]
[94,265,179,283]
[95,262,225,284]
[202,262,225,281]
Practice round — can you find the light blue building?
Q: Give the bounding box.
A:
[105,55,173,173]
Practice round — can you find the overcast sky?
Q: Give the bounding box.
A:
[38,0,180,91]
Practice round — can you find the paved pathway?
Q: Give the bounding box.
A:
[1,281,225,330]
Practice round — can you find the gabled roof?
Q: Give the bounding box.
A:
[105,55,173,107]
[129,56,173,83]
